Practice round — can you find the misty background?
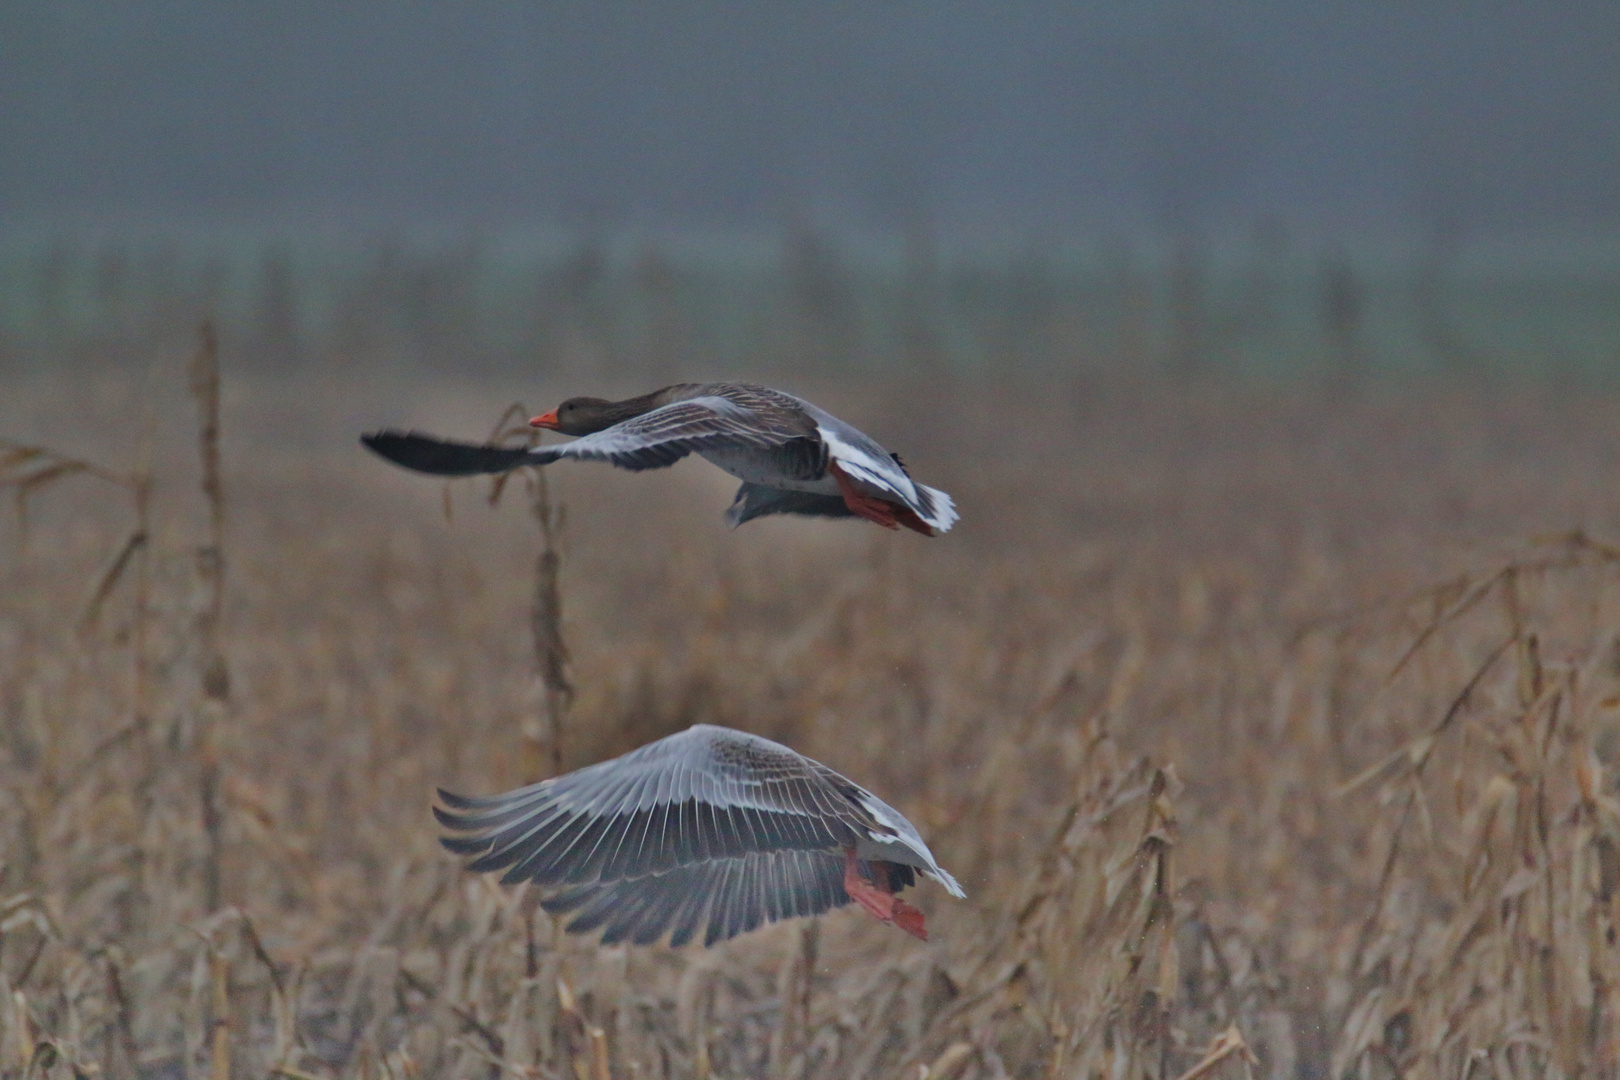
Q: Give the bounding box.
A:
[2,2,1618,378]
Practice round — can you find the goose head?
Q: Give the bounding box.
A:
[530,397,628,436]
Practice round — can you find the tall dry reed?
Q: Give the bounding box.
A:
[3,355,1620,1078]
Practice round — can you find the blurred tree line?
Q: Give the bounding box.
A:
[2,222,1618,387]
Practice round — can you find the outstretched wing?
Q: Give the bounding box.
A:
[361,431,541,476]
[539,848,857,946]
[541,396,810,471]
[362,396,812,477]
[724,483,856,527]
[437,724,963,946]
[434,725,873,889]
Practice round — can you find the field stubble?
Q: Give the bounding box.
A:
[3,356,1620,1079]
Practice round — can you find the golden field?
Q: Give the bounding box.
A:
[4,350,1620,1080]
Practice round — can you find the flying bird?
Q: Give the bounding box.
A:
[436,724,964,946]
[362,382,957,535]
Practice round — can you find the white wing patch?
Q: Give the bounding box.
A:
[927,867,966,897]
[817,425,919,503]
[916,483,959,533]
[858,792,911,837]
[816,423,957,534]
[857,792,966,898]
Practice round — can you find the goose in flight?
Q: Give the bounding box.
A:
[436,724,964,946]
[362,382,957,535]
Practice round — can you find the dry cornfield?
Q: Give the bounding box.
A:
[4,345,1620,1080]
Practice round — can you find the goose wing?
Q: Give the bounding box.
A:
[362,394,817,477]
[436,724,961,943]
[543,395,817,471]
[724,484,856,526]
[437,724,871,887]
[539,848,856,947]
[360,430,538,476]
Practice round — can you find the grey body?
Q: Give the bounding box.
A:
[361,382,958,534]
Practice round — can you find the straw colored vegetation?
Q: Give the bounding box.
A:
[4,346,1620,1080]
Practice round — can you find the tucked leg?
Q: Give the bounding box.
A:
[888,503,938,537]
[842,848,928,941]
[830,464,901,530]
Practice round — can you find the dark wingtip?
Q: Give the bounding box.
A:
[361,430,535,477]
[432,799,498,841]
[435,787,492,811]
[631,920,668,947]
[440,837,493,857]
[360,429,414,461]
[438,832,492,856]
[540,890,591,916]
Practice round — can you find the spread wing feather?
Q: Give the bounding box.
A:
[436,726,870,888]
[363,394,812,477]
[438,724,962,944]
[540,396,808,472]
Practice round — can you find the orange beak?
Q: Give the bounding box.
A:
[529,409,560,430]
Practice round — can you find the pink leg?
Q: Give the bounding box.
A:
[829,463,937,536]
[842,848,928,941]
[829,464,901,530]
[888,503,937,537]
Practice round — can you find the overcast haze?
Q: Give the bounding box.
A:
[3,3,1618,237]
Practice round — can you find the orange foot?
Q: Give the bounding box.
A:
[889,503,937,537]
[843,847,928,940]
[829,464,936,536]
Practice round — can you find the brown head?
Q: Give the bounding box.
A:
[530,397,625,436]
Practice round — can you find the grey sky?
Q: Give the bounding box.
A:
[3,2,1617,236]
